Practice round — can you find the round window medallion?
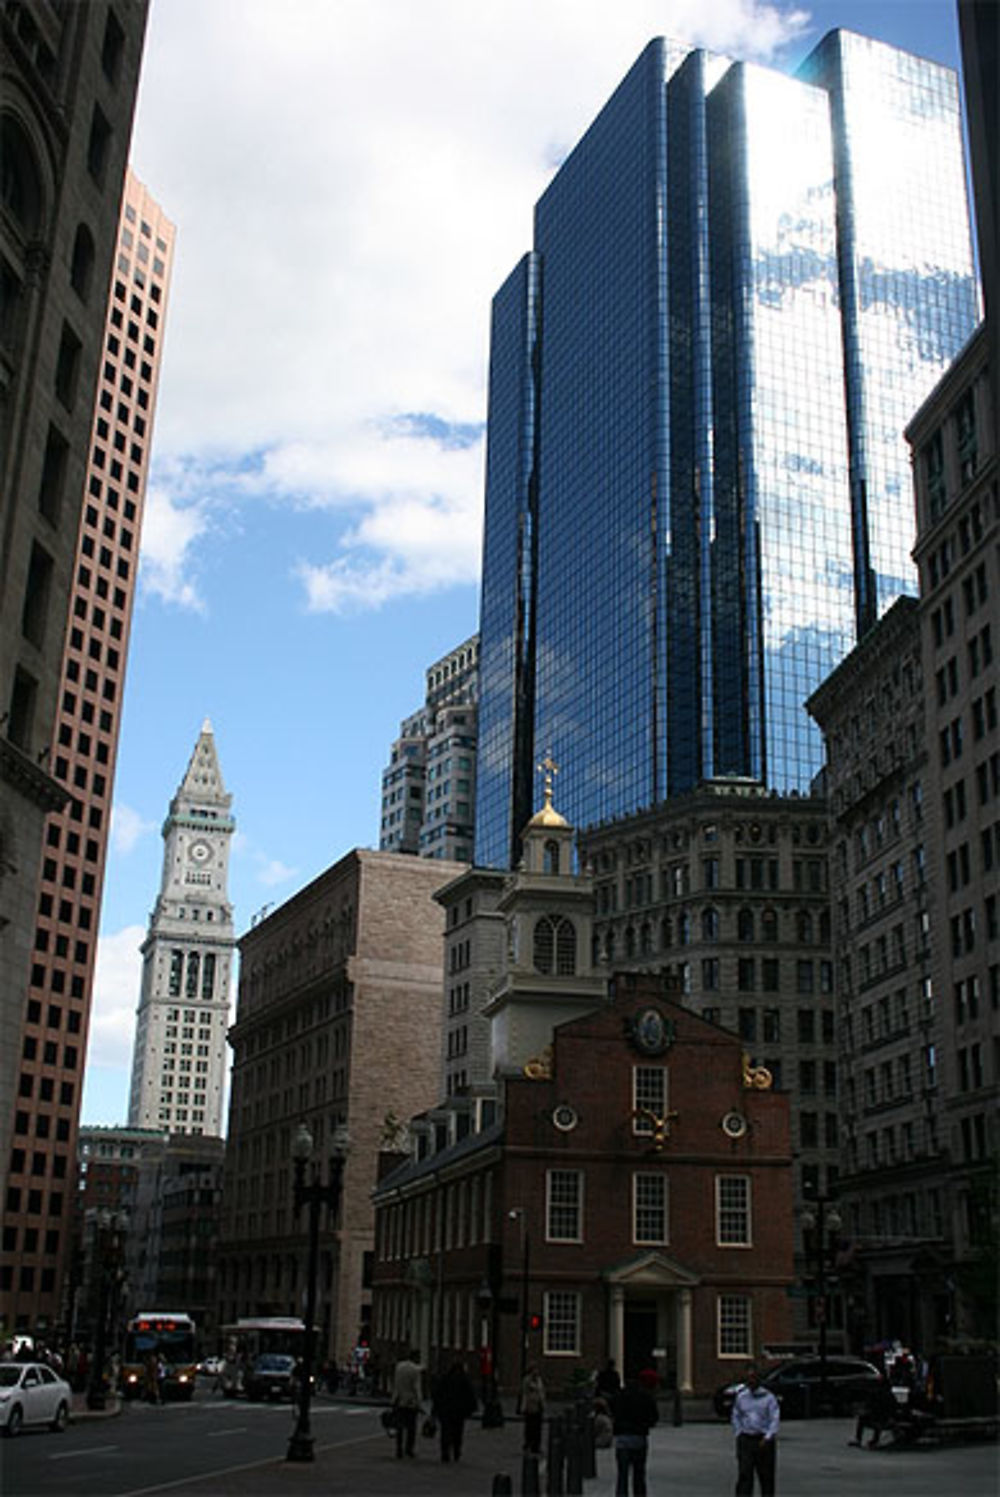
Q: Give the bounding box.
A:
[552,1103,579,1132]
[721,1111,748,1139]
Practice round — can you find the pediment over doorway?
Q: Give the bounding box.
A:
[603,1250,700,1289]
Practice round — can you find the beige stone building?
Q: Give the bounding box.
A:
[218,849,465,1361]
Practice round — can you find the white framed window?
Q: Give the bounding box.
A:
[633,1066,667,1134]
[718,1293,752,1357]
[716,1175,751,1246]
[633,1172,668,1244]
[544,1290,580,1355]
[546,1169,583,1241]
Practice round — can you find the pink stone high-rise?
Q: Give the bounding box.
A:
[1,171,175,1340]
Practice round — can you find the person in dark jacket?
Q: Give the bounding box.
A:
[431,1359,478,1463]
[611,1369,659,1496]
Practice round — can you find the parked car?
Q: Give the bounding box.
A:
[0,1362,72,1436]
[198,1356,225,1378]
[714,1356,883,1419]
[244,1353,298,1401]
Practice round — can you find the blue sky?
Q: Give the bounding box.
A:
[83,0,966,1124]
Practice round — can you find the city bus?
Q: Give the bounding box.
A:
[121,1312,198,1401]
[218,1317,307,1397]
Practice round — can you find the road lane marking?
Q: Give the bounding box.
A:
[118,1432,382,1494]
[49,1444,120,1459]
[206,1426,249,1436]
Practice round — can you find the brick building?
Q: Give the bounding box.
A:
[218,848,465,1363]
[372,797,794,1396]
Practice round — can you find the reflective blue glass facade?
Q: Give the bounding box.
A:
[474,32,978,870]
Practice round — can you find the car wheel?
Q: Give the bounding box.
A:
[6,1405,23,1437]
[50,1401,69,1433]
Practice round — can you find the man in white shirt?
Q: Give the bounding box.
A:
[730,1365,780,1495]
[391,1349,423,1458]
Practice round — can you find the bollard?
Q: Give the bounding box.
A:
[521,1451,541,1496]
[564,1417,583,1495]
[492,1475,514,1496]
[581,1402,596,1479]
[673,1386,683,1426]
[546,1414,565,1496]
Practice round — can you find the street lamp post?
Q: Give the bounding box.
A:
[801,1190,842,1413]
[286,1121,349,1463]
[86,1210,128,1411]
[508,1208,531,1394]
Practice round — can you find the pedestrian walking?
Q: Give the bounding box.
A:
[595,1357,622,1401]
[520,1364,546,1454]
[391,1347,423,1458]
[731,1364,780,1496]
[431,1358,478,1462]
[611,1368,659,1496]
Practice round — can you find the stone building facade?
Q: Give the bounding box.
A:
[807,598,944,1348]
[218,849,464,1363]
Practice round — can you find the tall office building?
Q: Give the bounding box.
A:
[379,634,479,861]
[475,32,978,870]
[2,159,173,1339]
[1,0,148,1223]
[127,722,236,1138]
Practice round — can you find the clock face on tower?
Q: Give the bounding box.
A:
[188,839,213,865]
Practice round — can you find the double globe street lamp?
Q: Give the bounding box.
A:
[801,1189,842,1413]
[286,1121,350,1463]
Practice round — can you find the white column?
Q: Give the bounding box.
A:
[677,1289,693,1393]
[609,1285,625,1368]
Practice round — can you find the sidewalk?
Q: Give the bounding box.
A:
[129,1398,999,1497]
[70,1389,123,1422]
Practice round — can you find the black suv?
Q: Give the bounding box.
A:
[244,1353,298,1401]
[715,1356,883,1419]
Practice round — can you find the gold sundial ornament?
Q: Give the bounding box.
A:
[632,1106,680,1152]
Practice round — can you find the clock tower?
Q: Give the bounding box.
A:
[128,720,236,1135]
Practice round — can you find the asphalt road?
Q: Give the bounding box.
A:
[2,1387,998,1497]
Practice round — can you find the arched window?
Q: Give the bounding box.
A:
[1,115,44,236]
[544,839,560,875]
[625,925,636,958]
[762,909,779,943]
[677,911,691,946]
[533,914,576,975]
[70,222,95,299]
[701,907,719,942]
[797,910,813,944]
[737,908,755,942]
[605,930,615,964]
[640,922,652,956]
[660,916,672,949]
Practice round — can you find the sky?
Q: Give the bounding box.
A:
[82,0,967,1125]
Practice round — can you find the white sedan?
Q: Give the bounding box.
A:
[0,1362,71,1435]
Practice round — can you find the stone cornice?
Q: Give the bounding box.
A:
[0,736,69,814]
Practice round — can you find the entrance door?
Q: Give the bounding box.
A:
[623,1301,658,1382]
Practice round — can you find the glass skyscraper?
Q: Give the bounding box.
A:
[475,32,978,870]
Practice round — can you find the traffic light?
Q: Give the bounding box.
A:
[529,1312,543,1333]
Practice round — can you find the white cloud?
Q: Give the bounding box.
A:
[256,856,299,889]
[130,0,810,613]
[110,802,157,856]
[88,925,145,1071]
[138,479,210,611]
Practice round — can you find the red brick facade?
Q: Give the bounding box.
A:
[373,973,794,1397]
